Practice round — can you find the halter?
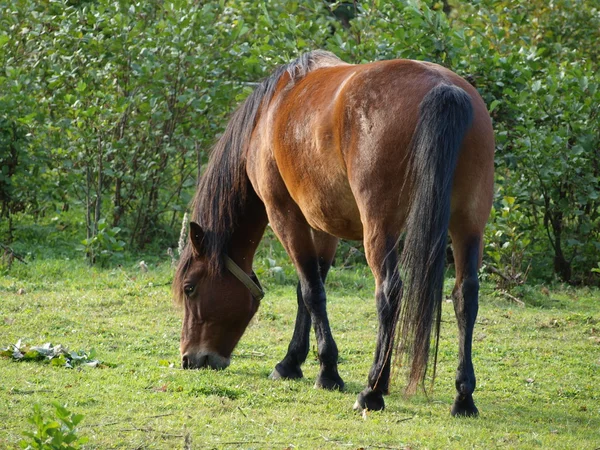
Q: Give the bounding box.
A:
[225,256,265,302]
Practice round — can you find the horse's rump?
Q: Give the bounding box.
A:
[257,59,492,242]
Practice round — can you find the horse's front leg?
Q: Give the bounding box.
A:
[354,233,402,412]
[267,206,343,389]
[298,258,344,390]
[270,281,312,380]
[270,231,338,382]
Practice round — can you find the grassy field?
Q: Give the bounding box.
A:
[1,248,599,449]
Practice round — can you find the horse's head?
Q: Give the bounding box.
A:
[176,222,262,370]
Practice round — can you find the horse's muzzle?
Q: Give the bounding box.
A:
[181,352,230,370]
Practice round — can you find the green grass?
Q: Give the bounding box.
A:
[1,253,599,449]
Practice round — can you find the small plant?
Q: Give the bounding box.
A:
[485,195,532,290]
[20,403,88,450]
[79,219,126,266]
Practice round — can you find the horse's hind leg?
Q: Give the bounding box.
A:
[449,230,482,417]
[271,230,338,381]
[354,229,402,412]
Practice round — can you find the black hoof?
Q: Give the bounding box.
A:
[451,394,479,417]
[353,387,385,412]
[269,362,304,380]
[314,370,344,390]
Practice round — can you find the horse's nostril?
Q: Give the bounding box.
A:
[182,355,190,369]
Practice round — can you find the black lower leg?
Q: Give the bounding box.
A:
[272,256,334,381]
[308,284,344,390]
[451,239,480,417]
[271,282,312,380]
[356,249,402,412]
[292,259,343,390]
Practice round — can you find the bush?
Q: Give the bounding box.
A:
[1,0,598,284]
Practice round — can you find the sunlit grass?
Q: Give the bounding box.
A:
[1,253,599,449]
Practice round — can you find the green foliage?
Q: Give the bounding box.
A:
[19,403,87,450]
[79,218,125,266]
[0,0,598,284]
[485,195,532,288]
[1,340,103,368]
[503,61,600,284]
[458,0,600,285]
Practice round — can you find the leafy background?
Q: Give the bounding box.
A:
[1,0,599,285]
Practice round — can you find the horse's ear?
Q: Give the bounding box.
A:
[189,222,205,256]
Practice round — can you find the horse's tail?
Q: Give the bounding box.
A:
[398,83,473,395]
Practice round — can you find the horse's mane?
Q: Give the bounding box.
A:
[173,50,342,304]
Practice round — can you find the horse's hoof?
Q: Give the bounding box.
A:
[314,370,344,390]
[269,363,303,380]
[354,387,385,412]
[451,394,479,417]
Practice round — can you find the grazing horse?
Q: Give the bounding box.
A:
[173,51,494,416]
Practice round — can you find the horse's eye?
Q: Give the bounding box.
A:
[184,284,195,296]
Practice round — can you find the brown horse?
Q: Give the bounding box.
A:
[173,51,494,416]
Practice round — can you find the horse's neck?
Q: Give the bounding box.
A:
[227,187,268,272]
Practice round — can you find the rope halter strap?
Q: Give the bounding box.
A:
[225,255,265,301]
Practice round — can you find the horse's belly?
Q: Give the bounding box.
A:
[275,141,364,240]
[294,180,363,241]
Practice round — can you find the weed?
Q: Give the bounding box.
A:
[19,403,87,450]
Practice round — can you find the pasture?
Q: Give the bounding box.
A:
[1,244,599,449]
